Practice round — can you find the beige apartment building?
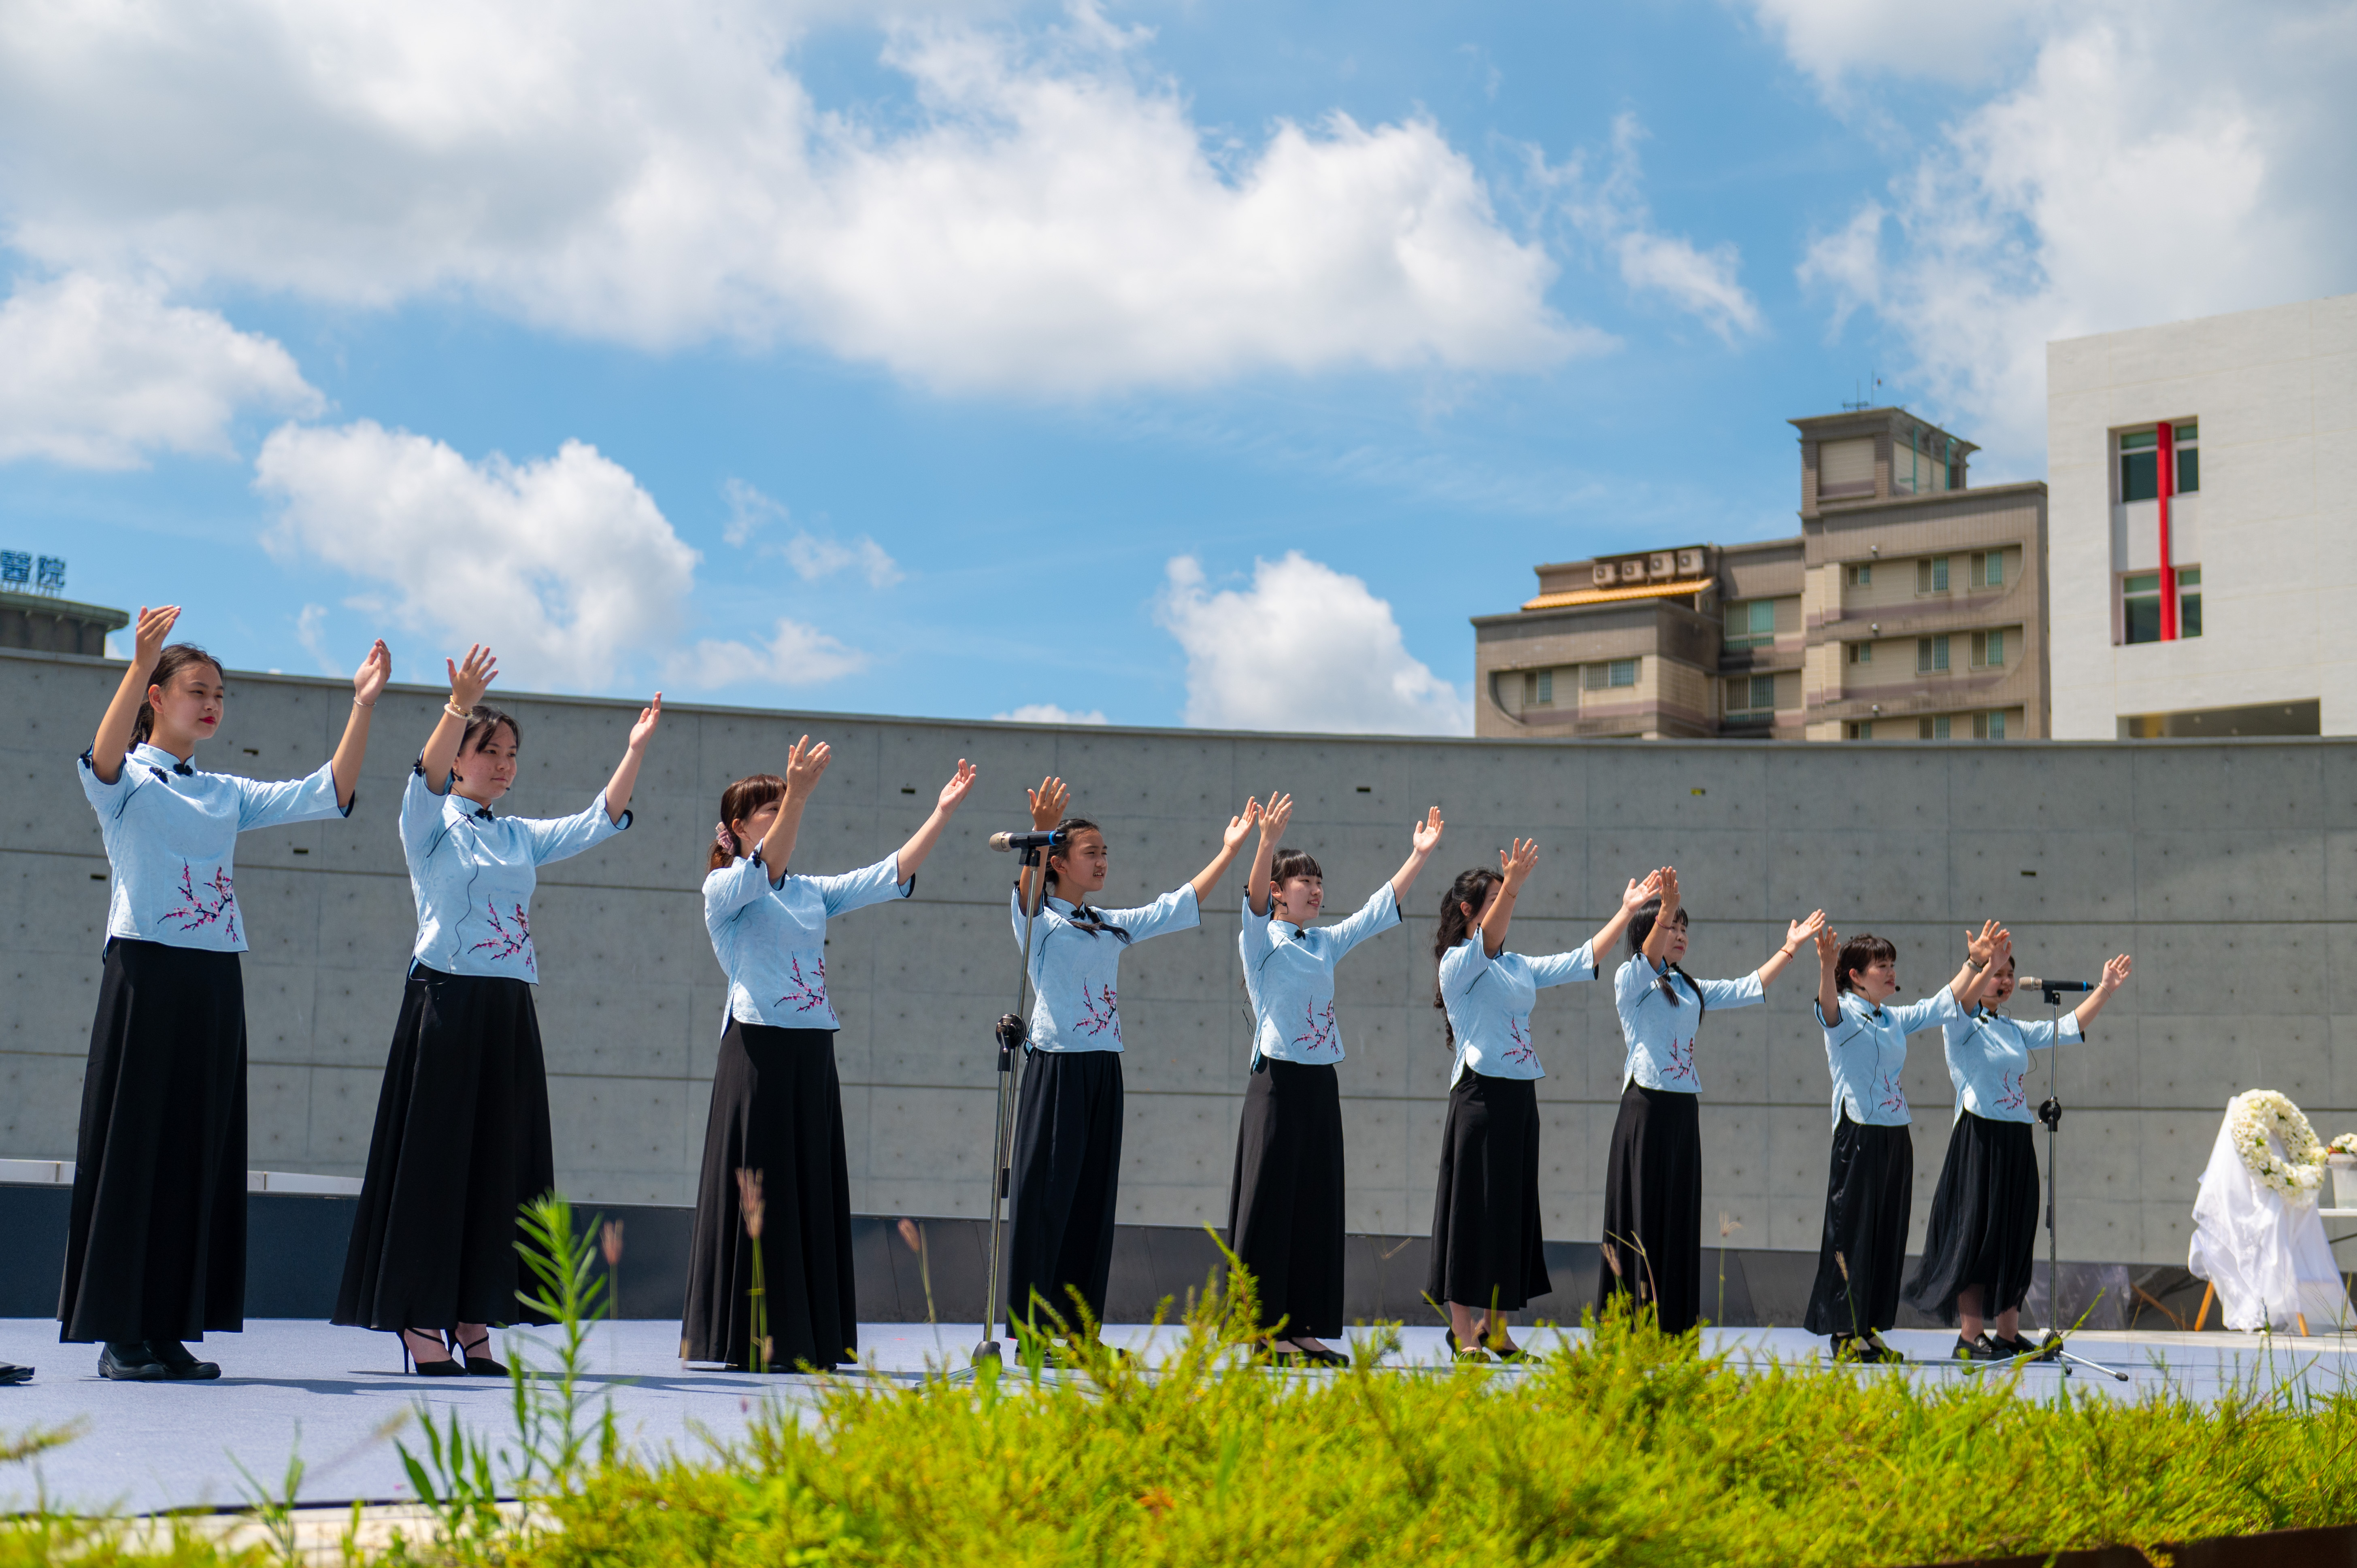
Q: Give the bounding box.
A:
[1471,407,2053,740]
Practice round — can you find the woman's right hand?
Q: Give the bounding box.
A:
[1260,792,1293,842]
[130,605,179,670]
[1815,924,1842,965]
[447,644,498,710]
[1028,776,1069,831]
[1498,837,1539,890]
[784,734,831,795]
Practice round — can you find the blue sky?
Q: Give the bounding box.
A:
[2,0,2349,731]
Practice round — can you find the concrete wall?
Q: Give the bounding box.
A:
[2048,292,2357,737]
[5,646,2355,1270]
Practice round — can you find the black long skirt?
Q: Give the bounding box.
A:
[1903,1113,2040,1324]
[1595,1082,1702,1333]
[1425,1072,1550,1313]
[681,1021,856,1370]
[1226,1058,1345,1340]
[1802,1116,1913,1337]
[333,967,556,1332]
[58,939,249,1345]
[1005,1050,1123,1332]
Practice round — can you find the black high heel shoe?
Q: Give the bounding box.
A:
[455,1328,508,1378]
[402,1329,466,1378]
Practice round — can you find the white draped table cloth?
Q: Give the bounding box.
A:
[2187,1104,2351,1332]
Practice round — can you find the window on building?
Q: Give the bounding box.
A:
[1915,557,1951,593]
[1819,437,1876,498]
[1725,674,1778,720]
[1846,563,1872,586]
[1919,714,1953,740]
[2120,430,2159,502]
[1846,721,1874,740]
[1586,658,1640,692]
[2179,566,2202,637]
[2122,573,2161,644]
[2175,422,2198,493]
[1723,599,1777,650]
[1847,641,1872,665]
[1895,426,1957,496]
[1972,711,2008,740]
[1917,635,1950,673]
[1970,629,2007,668]
[1969,550,2005,589]
[1521,669,1554,706]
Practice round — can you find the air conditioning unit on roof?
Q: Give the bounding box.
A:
[1618,559,1646,583]
[1676,548,1705,576]
[1648,552,1672,577]
[1592,563,1616,587]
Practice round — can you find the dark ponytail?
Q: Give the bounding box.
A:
[1432,867,1500,1047]
[129,644,225,746]
[1627,898,1706,1021]
[711,773,787,872]
[1046,816,1130,943]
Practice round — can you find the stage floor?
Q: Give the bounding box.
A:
[1,1319,2352,1516]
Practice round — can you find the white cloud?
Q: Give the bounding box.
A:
[994,702,1108,725]
[1742,0,2044,89]
[293,602,341,676]
[0,2,1593,393]
[1155,552,1470,735]
[257,420,863,693]
[723,478,903,586]
[0,271,320,468]
[1788,3,2356,466]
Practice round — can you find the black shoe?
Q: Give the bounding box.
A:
[402,1330,466,1378]
[98,1341,168,1381]
[1443,1329,1493,1363]
[1952,1333,2004,1362]
[454,1329,508,1379]
[0,1362,32,1385]
[145,1340,221,1381]
[1293,1343,1350,1368]
[2006,1332,2062,1363]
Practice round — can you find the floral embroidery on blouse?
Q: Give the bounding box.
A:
[468,901,535,975]
[1877,1070,1907,1115]
[776,954,828,1013]
[1290,1000,1339,1054]
[1666,1034,1697,1083]
[1995,1070,2027,1114]
[161,863,240,943]
[1501,1013,1536,1067]
[1074,984,1121,1041]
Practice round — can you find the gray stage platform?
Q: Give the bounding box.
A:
[0,1319,2351,1518]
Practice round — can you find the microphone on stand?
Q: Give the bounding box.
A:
[988,828,1067,853]
[2019,977,2095,993]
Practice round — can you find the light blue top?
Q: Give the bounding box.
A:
[400,763,628,982]
[1813,987,1964,1129]
[1238,883,1400,1065]
[1941,1006,2081,1124]
[1611,955,1766,1094]
[704,851,913,1030]
[1436,931,1597,1085]
[1010,883,1200,1054]
[78,742,351,953]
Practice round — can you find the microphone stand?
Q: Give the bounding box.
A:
[974,846,1051,1368]
[2035,981,2127,1381]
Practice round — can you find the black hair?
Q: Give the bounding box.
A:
[1836,933,1898,995]
[1045,816,1130,943]
[1267,848,1323,923]
[459,704,521,758]
[1627,898,1706,1020]
[1432,866,1500,1047]
[131,643,225,746]
[711,773,787,871]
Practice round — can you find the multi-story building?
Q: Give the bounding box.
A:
[1472,406,2052,740]
[2046,291,2357,738]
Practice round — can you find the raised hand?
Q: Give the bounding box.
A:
[2100,953,2132,990]
[1815,925,1842,964]
[1964,918,2008,969]
[1498,837,1540,890]
[784,735,832,795]
[1410,806,1444,854]
[131,605,180,668]
[1260,792,1293,842]
[1028,776,1070,831]
[1788,909,1829,949]
[1655,865,1681,909]
[628,693,664,752]
[447,645,498,710]
[352,639,392,706]
[936,759,977,813]
[1224,797,1261,852]
[1621,868,1663,912]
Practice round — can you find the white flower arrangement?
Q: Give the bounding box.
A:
[2229,1090,2327,1199]
[2329,1132,2357,1160]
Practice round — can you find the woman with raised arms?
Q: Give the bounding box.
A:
[1429,841,1659,1361]
[1802,920,2005,1363]
[334,646,659,1376]
[66,606,387,1381]
[1230,792,1444,1366]
[683,741,977,1371]
[1601,867,1826,1335]
[1006,776,1258,1341]
[1906,944,2132,1360]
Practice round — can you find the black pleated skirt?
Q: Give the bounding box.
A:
[1005,1049,1124,1331]
[333,967,556,1332]
[59,939,249,1345]
[1595,1081,1702,1333]
[1425,1071,1550,1313]
[1226,1058,1345,1339]
[1904,1112,2040,1324]
[1802,1115,1913,1337]
[681,1021,856,1370]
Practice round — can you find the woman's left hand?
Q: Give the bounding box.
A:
[937,759,977,812]
[1223,798,1261,851]
[628,693,664,752]
[352,640,391,706]
[2098,953,2132,992]
[1787,908,1827,948]
[1410,805,1444,854]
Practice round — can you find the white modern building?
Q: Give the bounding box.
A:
[2048,292,2357,738]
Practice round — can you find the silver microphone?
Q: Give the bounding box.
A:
[2019,976,2095,992]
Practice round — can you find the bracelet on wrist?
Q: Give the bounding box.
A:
[445,700,471,721]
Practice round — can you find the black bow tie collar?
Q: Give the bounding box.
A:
[149,759,196,780]
[472,805,495,822]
